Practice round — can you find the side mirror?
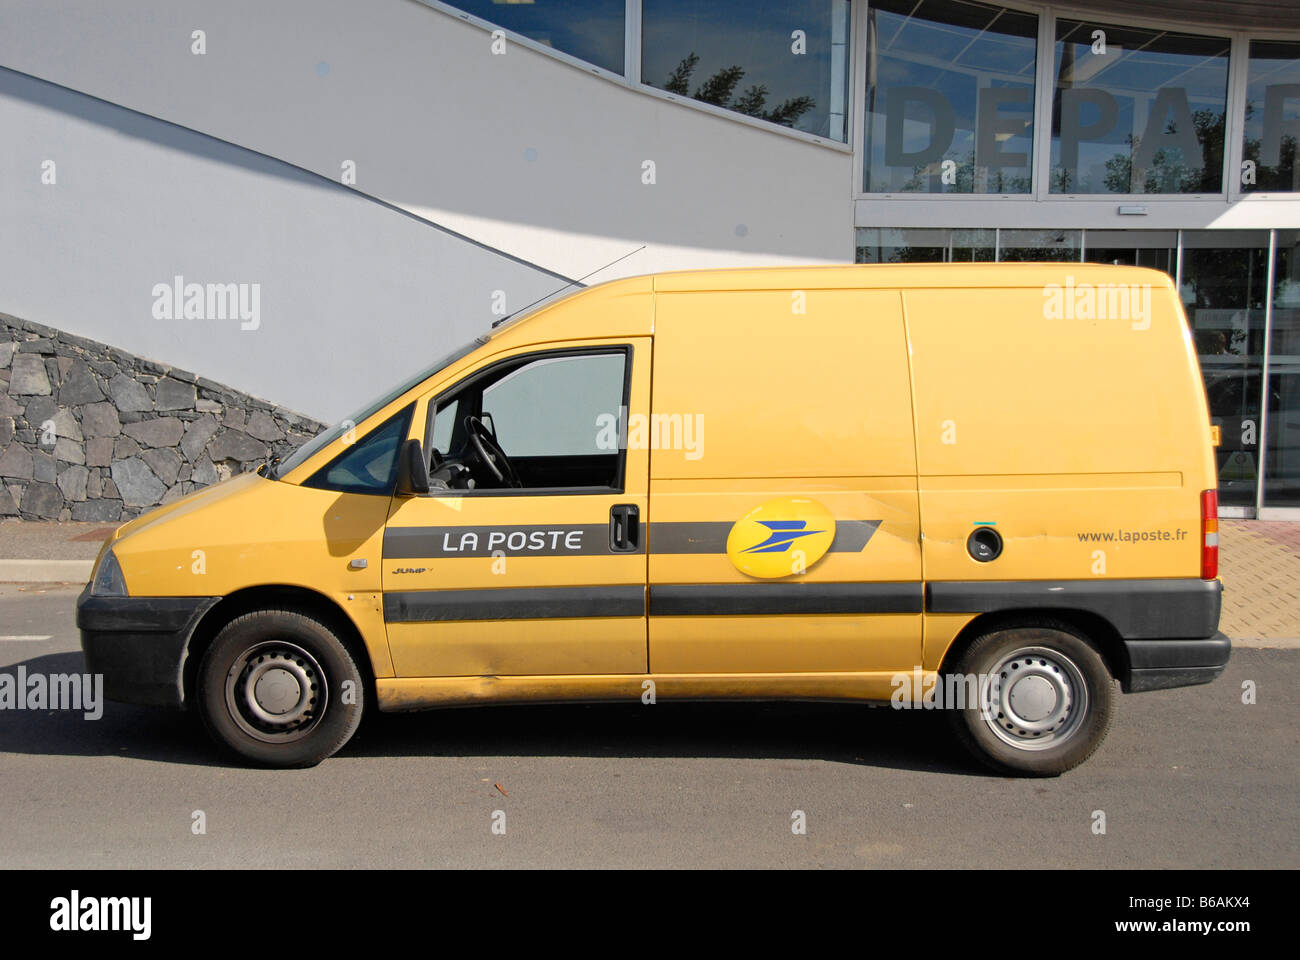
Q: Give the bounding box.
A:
[395,438,430,497]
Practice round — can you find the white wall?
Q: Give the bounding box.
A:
[0,66,563,422]
[0,0,853,279]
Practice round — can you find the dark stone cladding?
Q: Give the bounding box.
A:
[0,313,326,521]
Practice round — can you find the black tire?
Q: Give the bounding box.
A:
[196,609,365,768]
[945,621,1115,777]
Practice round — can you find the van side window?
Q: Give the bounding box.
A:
[429,349,628,492]
[302,404,414,495]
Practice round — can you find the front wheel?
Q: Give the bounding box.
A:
[945,623,1115,776]
[197,609,365,768]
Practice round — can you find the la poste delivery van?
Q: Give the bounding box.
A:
[78,263,1229,775]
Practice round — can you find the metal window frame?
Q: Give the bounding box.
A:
[417,0,853,151]
[1257,228,1278,514]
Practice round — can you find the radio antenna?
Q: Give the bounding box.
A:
[491,245,647,328]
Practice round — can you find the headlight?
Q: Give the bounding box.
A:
[91,548,128,597]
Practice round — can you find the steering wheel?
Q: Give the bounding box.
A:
[464,415,520,487]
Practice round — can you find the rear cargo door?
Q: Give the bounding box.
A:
[645,287,922,682]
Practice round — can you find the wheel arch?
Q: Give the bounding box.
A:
[181,585,377,709]
[936,607,1130,683]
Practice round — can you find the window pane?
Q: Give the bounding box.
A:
[1050,21,1229,194]
[446,0,625,74]
[863,0,1038,194]
[1083,229,1176,275]
[856,227,948,263]
[1242,41,1300,193]
[1181,231,1270,507]
[482,353,625,457]
[1264,230,1300,506]
[998,229,1081,262]
[305,406,413,496]
[855,227,994,262]
[950,228,997,262]
[642,0,851,140]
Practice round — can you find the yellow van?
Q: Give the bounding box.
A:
[78,263,1228,775]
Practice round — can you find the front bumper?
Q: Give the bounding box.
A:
[76,585,220,708]
[1122,632,1232,692]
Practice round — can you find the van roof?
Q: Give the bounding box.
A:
[485,261,1177,344]
[648,261,1176,292]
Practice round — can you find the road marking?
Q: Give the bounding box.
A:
[0,635,53,641]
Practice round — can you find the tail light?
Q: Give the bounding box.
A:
[1201,489,1219,580]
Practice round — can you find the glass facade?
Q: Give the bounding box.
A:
[1084,230,1177,273]
[863,0,1038,193]
[1242,41,1300,192]
[442,0,626,75]
[1181,231,1270,506]
[999,229,1080,262]
[1266,231,1300,506]
[855,228,994,263]
[1049,21,1230,194]
[642,0,851,140]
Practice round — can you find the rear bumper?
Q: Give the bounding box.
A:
[1122,632,1232,692]
[76,586,220,708]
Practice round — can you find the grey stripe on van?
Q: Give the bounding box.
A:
[648,582,922,616]
[648,520,881,554]
[384,585,645,622]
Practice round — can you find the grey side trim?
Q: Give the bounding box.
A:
[649,582,922,616]
[384,524,628,558]
[384,585,645,622]
[926,578,1222,640]
[649,520,881,554]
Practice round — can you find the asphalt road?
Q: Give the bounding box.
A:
[0,583,1296,869]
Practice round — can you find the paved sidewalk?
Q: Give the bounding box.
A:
[1219,521,1300,644]
[1,518,1297,643]
[0,520,114,583]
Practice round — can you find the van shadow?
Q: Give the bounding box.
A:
[0,652,226,766]
[345,700,990,777]
[0,651,990,776]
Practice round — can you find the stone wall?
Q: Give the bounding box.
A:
[0,314,326,521]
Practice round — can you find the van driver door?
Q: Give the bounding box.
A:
[382,339,651,679]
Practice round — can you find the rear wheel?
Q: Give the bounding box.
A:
[945,622,1115,776]
[197,609,365,768]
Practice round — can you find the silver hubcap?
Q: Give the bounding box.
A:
[980,646,1087,751]
[225,641,327,743]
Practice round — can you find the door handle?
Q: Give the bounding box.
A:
[609,504,640,552]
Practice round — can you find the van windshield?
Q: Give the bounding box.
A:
[271,338,482,479]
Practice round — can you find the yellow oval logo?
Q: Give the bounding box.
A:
[726,498,837,579]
